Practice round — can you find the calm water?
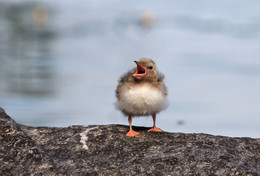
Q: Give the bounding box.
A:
[0,0,260,138]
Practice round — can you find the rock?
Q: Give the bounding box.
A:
[0,108,259,175]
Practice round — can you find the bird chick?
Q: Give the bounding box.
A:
[115,58,168,137]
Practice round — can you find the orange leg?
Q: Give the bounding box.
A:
[148,114,162,132]
[126,116,140,137]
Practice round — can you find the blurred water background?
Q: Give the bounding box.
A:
[0,0,260,138]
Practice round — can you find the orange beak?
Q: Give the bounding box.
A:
[133,61,147,77]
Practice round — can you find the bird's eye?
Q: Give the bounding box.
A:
[146,66,153,70]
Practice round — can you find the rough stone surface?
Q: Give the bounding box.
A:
[0,108,259,175]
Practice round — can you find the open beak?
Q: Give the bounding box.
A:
[133,61,147,77]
